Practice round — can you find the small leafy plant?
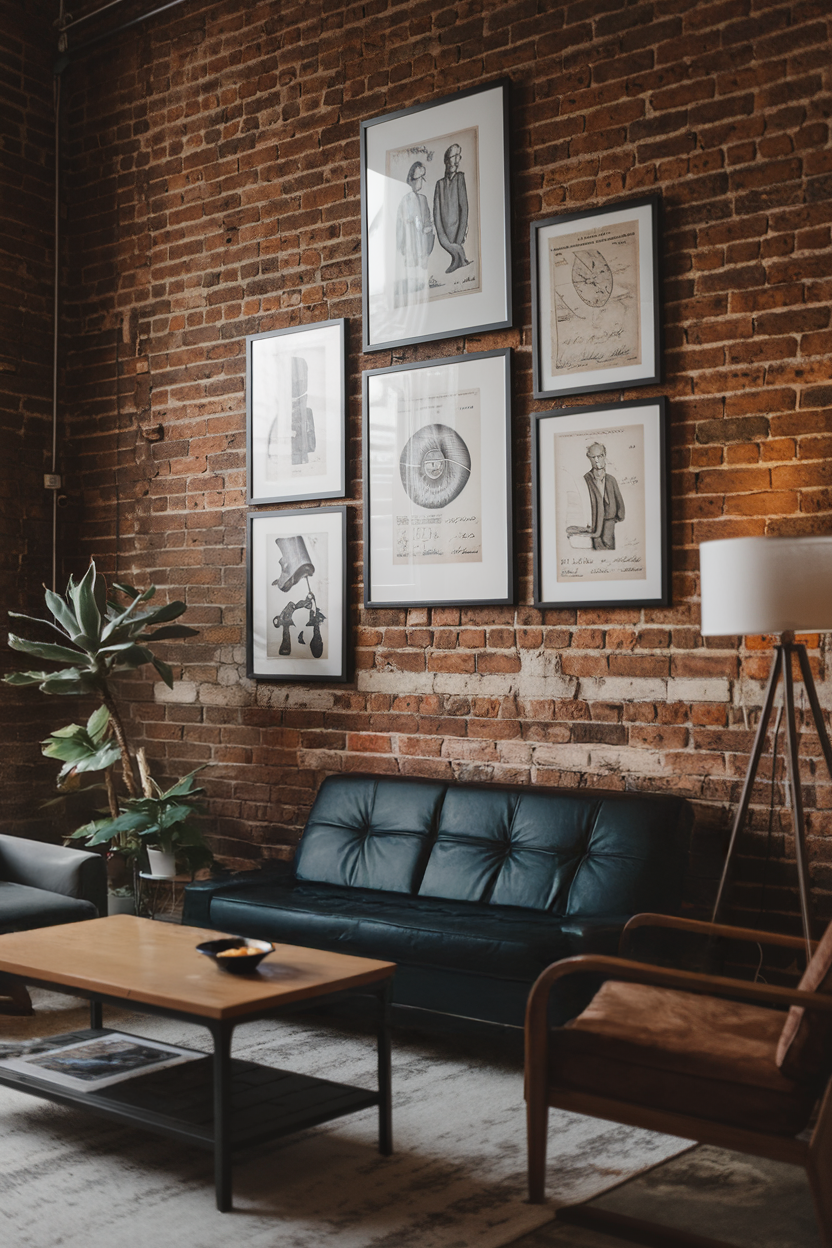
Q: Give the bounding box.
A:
[5,563,214,879]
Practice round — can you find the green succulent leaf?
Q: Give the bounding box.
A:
[44,589,79,637]
[151,656,174,688]
[67,564,102,647]
[142,625,198,641]
[3,670,51,686]
[8,634,86,665]
[8,610,67,637]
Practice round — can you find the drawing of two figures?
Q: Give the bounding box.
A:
[396,143,471,302]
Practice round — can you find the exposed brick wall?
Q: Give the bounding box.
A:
[0,0,78,836]
[14,0,832,924]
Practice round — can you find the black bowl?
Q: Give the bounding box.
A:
[196,937,274,974]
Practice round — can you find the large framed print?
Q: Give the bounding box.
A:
[532,399,668,609]
[247,319,345,504]
[360,79,512,353]
[247,507,348,682]
[531,196,661,399]
[364,349,513,608]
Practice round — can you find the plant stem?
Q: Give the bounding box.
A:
[101,685,138,798]
[104,767,119,819]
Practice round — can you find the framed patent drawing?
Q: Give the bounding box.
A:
[531,195,661,399]
[246,319,346,504]
[247,507,348,682]
[360,79,512,353]
[532,399,668,609]
[363,349,513,608]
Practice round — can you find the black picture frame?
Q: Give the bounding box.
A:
[363,349,513,608]
[531,195,662,400]
[246,319,346,505]
[246,506,349,683]
[360,79,512,353]
[532,398,669,609]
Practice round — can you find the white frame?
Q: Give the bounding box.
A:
[246,320,346,505]
[531,196,662,399]
[247,507,348,683]
[361,80,512,352]
[363,350,513,608]
[533,399,669,609]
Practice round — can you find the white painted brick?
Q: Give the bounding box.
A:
[153,680,197,703]
[532,742,665,775]
[666,678,731,703]
[572,677,668,703]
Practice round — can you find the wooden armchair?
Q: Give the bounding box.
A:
[525,913,832,1247]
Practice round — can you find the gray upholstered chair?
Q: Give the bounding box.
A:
[0,833,107,1013]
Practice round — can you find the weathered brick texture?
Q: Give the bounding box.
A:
[4,0,832,927]
[0,0,81,836]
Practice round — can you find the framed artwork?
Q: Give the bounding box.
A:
[531,195,662,399]
[360,79,512,353]
[363,349,513,608]
[247,507,348,683]
[532,399,669,609]
[246,319,346,504]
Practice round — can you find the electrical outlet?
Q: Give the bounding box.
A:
[43,473,62,489]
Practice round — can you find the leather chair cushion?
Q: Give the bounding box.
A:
[207,880,579,979]
[776,919,832,1081]
[551,980,816,1136]
[0,881,98,933]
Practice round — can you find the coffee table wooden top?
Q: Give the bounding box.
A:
[0,915,395,1020]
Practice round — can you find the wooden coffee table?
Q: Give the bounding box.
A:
[0,915,395,1210]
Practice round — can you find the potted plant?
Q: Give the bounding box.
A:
[4,562,214,908]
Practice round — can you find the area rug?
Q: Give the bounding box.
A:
[0,990,690,1248]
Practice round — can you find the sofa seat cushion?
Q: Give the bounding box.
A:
[551,980,816,1136]
[207,880,585,981]
[0,881,98,933]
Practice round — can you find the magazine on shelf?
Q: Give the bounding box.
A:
[0,1031,203,1091]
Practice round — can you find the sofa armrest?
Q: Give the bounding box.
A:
[181,860,295,928]
[0,834,107,918]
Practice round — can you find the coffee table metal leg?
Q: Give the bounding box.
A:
[212,1020,234,1211]
[377,979,393,1155]
[89,998,102,1029]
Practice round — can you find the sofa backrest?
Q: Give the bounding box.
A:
[293,775,691,917]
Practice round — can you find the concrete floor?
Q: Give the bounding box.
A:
[509,1145,819,1248]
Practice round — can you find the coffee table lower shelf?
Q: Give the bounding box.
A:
[0,1027,382,1164]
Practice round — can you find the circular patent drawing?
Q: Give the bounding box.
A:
[571,248,613,308]
[399,423,472,509]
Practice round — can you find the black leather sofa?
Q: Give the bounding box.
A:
[183,774,693,1027]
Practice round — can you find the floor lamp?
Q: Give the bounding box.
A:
[700,536,832,957]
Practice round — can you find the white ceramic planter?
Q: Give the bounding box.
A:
[146,848,176,878]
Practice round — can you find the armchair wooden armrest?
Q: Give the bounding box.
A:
[619,912,815,958]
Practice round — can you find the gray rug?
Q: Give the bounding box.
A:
[0,990,689,1248]
[516,1145,819,1247]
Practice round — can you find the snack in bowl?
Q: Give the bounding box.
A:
[196,937,274,973]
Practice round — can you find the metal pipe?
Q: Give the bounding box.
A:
[65,0,198,59]
[59,0,135,34]
[51,17,63,593]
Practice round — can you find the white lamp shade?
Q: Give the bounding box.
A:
[700,536,832,636]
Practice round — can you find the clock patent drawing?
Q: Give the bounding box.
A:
[571,248,614,308]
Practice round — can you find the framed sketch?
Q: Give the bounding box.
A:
[247,320,345,504]
[247,507,348,682]
[360,79,512,353]
[364,349,513,608]
[531,196,661,399]
[532,399,669,609]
